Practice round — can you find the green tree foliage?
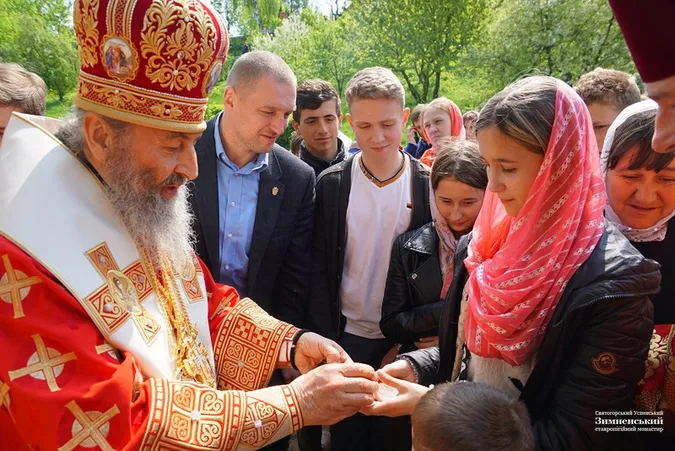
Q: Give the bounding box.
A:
[470,0,636,91]
[349,0,490,104]
[0,0,79,101]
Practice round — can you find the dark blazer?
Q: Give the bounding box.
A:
[309,155,433,339]
[380,222,444,351]
[401,222,660,451]
[190,116,316,327]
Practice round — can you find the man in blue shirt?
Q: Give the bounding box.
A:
[189,53,316,451]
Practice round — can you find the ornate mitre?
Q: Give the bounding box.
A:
[72,0,229,133]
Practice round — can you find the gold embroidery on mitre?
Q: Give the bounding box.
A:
[150,103,184,120]
[140,0,217,92]
[100,34,140,83]
[89,82,147,109]
[75,73,207,131]
[74,0,100,68]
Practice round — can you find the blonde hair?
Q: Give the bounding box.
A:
[476,76,557,155]
[424,97,453,117]
[345,67,405,109]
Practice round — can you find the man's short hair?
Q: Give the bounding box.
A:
[345,67,405,109]
[410,104,427,123]
[412,382,534,451]
[574,68,641,109]
[293,79,340,123]
[225,50,296,92]
[0,63,47,115]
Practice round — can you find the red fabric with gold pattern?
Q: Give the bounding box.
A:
[0,236,303,449]
[72,0,229,133]
[635,324,675,412]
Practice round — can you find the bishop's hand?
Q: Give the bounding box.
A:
[292,331,352,373]
[290,363,378,426]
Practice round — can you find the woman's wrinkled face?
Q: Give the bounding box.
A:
[606,146,675,229]
[434,177,485,238]
[477,127,545,217]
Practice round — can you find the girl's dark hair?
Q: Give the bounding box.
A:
[607,109,674,172]
[431,139,487,191]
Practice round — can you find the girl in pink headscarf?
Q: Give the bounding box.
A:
[363,77,658,450]
[419,97,466,167]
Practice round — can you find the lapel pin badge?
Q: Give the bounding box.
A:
[272,187,279,196]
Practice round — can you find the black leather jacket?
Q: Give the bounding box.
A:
[400,222,660,451]
[381,222,444,351]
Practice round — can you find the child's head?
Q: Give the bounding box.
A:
[410,103,427,134]
[574,68,641,149]
[345,67,409,156]
[411,382,534,451]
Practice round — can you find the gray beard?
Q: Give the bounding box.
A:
[102,148,196,272]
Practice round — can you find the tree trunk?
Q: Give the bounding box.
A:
[401,69,423,104]
[432,69,442,99]
[250,0,262,31]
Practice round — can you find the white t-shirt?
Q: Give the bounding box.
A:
[340,152,413,339]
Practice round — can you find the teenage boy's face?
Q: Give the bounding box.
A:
[347,98,410,156]
[292,99,341,156]
[587,102,621,152]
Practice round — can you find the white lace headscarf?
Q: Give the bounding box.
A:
[600,99,675,242]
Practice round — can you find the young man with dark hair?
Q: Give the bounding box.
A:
[411,382,535,451]
[310,67,432,451]
[292,79,348,177]
[574,67,641,150]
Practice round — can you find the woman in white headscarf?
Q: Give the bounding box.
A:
[601,100,675,440]
[602,100,675,325]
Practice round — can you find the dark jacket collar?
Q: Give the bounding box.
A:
[300,138,347,175]
[403,222,439,255]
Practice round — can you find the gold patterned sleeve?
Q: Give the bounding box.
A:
[210,294,299,392]
[140,379,304,450]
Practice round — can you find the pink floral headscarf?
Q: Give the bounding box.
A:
[464,81,606,366]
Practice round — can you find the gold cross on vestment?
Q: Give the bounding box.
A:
[84,242,160,344]
[0,254,42,319]
[8,334,77,392]
[58,400,119,451]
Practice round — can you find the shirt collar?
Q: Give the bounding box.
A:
[214,112,269,173]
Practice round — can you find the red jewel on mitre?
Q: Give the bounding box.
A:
[72,0,229,133]
[609,0,675,83]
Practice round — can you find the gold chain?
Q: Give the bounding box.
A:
[140,250,216,388]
